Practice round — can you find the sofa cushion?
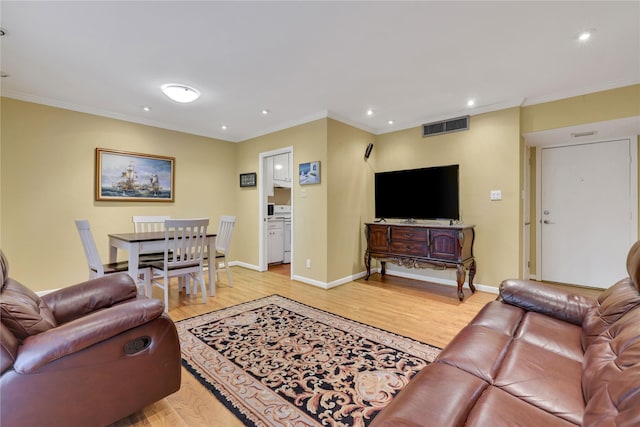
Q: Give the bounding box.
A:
[582,277,640,349]
[516,311,584,362]
[582,309,640,406]
[371,362,489,427]
[0,250,9,287]
[625,239,640,292]
[495,339,584,425]
[466,387,579,427]
[1,278,57,341]
[1,323,19,374]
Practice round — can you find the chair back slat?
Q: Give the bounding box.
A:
[74,220,104,276]
[216,216,236,254]
[132,215,170,232]
[164,219,209,269]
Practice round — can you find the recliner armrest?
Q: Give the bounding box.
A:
[13,298,164,373]
[41,273,138,324]
[500,279,597,326]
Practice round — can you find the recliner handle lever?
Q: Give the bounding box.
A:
[124,336,152,355]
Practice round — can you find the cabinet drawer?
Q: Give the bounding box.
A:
[390,241,428,257]
[391,227,428,242]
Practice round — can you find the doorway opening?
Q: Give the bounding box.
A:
[259,147,293,277]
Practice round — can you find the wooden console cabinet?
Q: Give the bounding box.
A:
[364,223,476,301]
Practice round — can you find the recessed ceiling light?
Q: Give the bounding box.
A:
[261,109,270,115]
[142,106,151,112]
[366,109,374,116]
[577,29,596,42]
[387,120,395,125]
[161,84,200,103]
[467,99,475,107]
[221,125,228,130]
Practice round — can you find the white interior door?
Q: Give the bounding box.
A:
[539,138,636,288]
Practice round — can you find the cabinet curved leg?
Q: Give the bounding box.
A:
[456,265,466,301]
[380,261,386,276]
[364,252,371,280]
[468,260,477,293]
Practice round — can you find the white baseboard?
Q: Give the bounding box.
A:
[292,270,368,290]
[224,261,500,295]
[228,260,260,271]
[370,267,499,295]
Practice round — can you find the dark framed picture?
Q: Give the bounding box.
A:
[240,172,257,187]
[96,148,175,202]
[299,161,320,185]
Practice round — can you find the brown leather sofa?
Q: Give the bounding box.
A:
[371,242,640,427]
[0,250,181,427]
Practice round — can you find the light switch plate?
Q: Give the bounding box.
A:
[490,190,502,201]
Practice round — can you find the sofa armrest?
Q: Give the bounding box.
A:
[41,273,138,324]
[500,279,597,326]
[13,298,164,373]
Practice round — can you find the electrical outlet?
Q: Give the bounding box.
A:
[306,259,311,268]
[490,190,502,201]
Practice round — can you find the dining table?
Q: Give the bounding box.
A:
[108,231,218,296]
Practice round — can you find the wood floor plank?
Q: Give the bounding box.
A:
[108,265,596,426]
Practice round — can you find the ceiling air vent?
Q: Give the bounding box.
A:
[422,115,470,137]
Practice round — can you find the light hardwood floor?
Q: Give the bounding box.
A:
[110,265,599,427]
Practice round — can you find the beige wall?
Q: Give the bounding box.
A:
[236,119,328,282]
[373,108,522,287]
[326,119,375,284]
[521,84,640,134]
[1,98,236,291]
[2,84,638,293]
[521,84,640,273]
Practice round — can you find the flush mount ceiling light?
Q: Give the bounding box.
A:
[467,99,475,107]
[366,109,374,116]
[161,84,200,103]
[261,109,270,115]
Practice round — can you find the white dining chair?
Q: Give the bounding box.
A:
[74,219,148,294]
[148,218,209,312]
[212,215,235,287]
[132,215,171,264]
[132,215,170,232]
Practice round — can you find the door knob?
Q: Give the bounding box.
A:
[543,220,555,224]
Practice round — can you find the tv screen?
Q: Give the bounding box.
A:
[375,165,459,220]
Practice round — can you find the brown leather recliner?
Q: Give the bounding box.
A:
[0,250,181,427]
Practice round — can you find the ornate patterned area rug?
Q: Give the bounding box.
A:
[176,295,441,427]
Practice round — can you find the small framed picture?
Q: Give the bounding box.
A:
[240,172,257,187]
[299,161,320,185]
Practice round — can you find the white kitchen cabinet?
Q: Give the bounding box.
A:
[266,156,275,197]
[273,153,292,188]
[267,220,284,263]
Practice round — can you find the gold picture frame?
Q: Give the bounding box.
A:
[95,148,175,202]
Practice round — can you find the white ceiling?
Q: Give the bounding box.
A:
[1,1,638,142]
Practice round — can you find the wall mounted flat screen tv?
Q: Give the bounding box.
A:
[375,164,459,220]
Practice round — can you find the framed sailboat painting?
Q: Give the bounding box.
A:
[95,148,175,202]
